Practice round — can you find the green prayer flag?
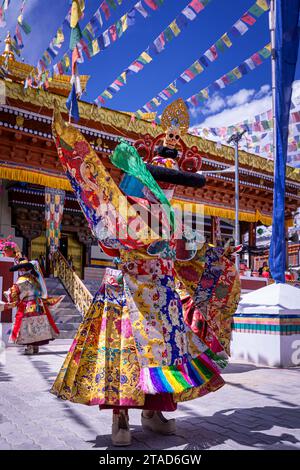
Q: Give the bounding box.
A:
[215,38,225,53]
[107,0,117,9]
[164,27,174,42]
[69,24,82,50]
[249,4,264,18]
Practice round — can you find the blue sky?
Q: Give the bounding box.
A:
[1,0,299,129]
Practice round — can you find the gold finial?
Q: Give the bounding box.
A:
[2,31,15,61]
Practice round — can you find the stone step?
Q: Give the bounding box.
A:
[58,329,77,339]
[44,277,86,339]
[53,314,82,324]
[57,322,81,331]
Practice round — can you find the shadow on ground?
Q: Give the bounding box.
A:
[0,365,13,382]
[88,406,300,451]
[23,353,300,451]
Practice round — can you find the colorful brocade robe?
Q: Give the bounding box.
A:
[5,274,60,345]
[51,110,240,407]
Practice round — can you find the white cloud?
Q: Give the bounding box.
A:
[226,88,255,107]
[190,84,272,130]
[198,93,272,128]
[193,80,300,130]
[201,93,226,115]
[256,84,271,98]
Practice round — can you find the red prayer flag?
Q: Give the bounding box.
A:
[185,69,195,79]
[57,62,64,75]
[101,1,111,20]
[292,111,300,123]
[210,45,218,60]
[189,0,204,14]
[72,47,80,74]
[144,0,158,10]
[251,52,263,65]
[241,12,256,25]
[109,24,117,41]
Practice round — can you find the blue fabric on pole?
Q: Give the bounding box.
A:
[120,174,145,198]
[66,83,80,122]
[269,0,300,283]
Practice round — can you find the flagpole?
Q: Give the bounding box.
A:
[270,0,276,167]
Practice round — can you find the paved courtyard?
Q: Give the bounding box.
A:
[0,340,300,450]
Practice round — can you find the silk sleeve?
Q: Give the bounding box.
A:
[174,244,241,355]
[52,109,161,250]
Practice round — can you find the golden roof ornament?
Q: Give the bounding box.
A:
[2,31,15,61]
[161,99,190,134]
[161,98,190,149]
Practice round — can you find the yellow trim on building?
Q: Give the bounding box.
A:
[172,199,293,227]
[91,259,114,267]
[0,165,72,191]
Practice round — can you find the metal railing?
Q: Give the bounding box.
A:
[54,250,93,317]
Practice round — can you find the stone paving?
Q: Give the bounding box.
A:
[0,340,300,450]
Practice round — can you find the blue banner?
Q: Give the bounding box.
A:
[269,0,300,283]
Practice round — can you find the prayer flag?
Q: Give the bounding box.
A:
[182,6,197,21]
[232,19,248,35]
[95,9,103,28]
[256,0,270,11]
[107,0,117,9]
[221,33,232,47]
[164,27,174,42]
[189,0,204,13]
[170,20,181,36]
[241,12,256,25]
[121,14,128,32]
[101,1,111,20]
[109,24,117,41]
[139,51,152,63]
[92,38,100,55]
[135,1,149,18]
[144,0,158,10]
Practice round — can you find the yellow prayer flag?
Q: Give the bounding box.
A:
[265,42,271,52]
[140,51,152,63]
[201,89,209,99]
[121,71,127,84]
[256,0,269,11]
[221,33,232,48]
[56,28,64,44]
[92,39,100,56]
[152,98,160,106]
[65,55,70,68]
[104,90,113,99]
[170,20,181,37]
[232,67,242,79]
[193,62,204,74]
[169,83,178,93]
[121,14,128,32]
[70,0,84,28]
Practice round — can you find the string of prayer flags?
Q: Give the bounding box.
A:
[138,0,270,113]
[70,0,85,50]
[37,13,70,73]
[0,0,11,27]
[185,43,271,110]
[17,14,31,34]
[95,0,211,107]
[83,0,126,42]
[12,1,30,54]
